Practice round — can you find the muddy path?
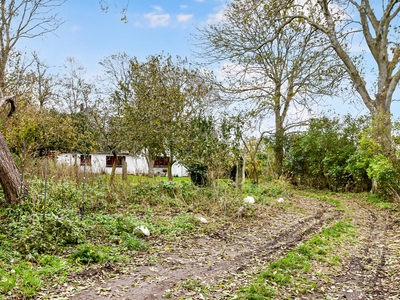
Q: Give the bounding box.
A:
[301,195,400,300]
[41,193,400,300]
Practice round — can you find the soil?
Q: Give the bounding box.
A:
[38,192,400,300]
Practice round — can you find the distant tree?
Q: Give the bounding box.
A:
[243,0,399,162]
[284,115,370,191]
[1,103,91,157]
[99,53,134,107]
[55,57,94,114]
[177,115,232,193]
[121,53,211,180]
[91,97,127,186]
[0,0,66,204]
[97,53,135,185]
[197,0,344,177]
[28,54,56,109]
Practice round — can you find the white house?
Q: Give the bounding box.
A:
[56,153,188,177]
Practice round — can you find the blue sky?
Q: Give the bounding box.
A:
[18,0,399,120]
[19,0,225,77]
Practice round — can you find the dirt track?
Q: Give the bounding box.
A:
[42,192,400,300]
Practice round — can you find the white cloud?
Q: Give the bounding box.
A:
[152,5,163,12]
[207,6,227,24]
[144,11,170,27]
[195,0,205,2]
[180,5,188,9]
[177,14,193,22]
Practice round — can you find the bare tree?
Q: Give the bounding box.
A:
[0,0,65,204]
[55,57,94,114]
[29,53,56,109]
[196,0,344,176]
[247,0,400,157]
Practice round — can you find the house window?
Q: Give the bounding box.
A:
[154,156,169,168]
[106,156,126,168]
[80,154,91,166]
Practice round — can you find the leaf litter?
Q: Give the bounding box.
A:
[36,193,400,300]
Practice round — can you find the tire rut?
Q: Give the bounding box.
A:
[65,197,341,300]
[300,195,400,300]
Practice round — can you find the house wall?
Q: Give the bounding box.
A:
[56,153,188,177]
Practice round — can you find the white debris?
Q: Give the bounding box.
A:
[277,197,285,203]
[199,217,208,223]
[137,225,150,236]
[237,206,245,216]
[243,196,255,204]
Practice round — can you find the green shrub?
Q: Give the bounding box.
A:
[284,115,369,191]
[5,209,85,254]
[186,164,209,187]
[346,129,400,198]
[118,233,148,251]
[70,244,105,264]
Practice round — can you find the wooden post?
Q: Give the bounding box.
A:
[122,161,128,181]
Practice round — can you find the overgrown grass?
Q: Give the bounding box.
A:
[238,221,355,299]
[242,179,292,203]
[1,161,287,298]
[365,194,394,209]
[298,191,343,209]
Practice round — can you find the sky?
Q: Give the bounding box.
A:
[17,0,399,120]
[19,0,225,78]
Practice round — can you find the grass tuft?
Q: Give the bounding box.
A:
[238,221,355,299]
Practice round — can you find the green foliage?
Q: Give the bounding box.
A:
[284,115,370,191]
[367,154,396,184]
[1,104,98,157]
[365,194,393,209]
[346,127,400,198]
[6,211,85,254]
[116,53,213,180]
[1,159,363,298]
[179,115,233,185]
[186,164,209,187]
[155,213,196,236]
[70,243,106,264]
[239,221,354,299]
[242,179,291,202]
[118,233,148,251]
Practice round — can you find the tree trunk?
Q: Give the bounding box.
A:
[0,133,27,204]
[235,160,240,189]
[145,154,155,178]
[274,126,285,179]
[167,160,173,181]
[108,151,118,187]
[241,154,246,186]
[371,110,393,157]
[122,160,128,181]
[273,82,286,179]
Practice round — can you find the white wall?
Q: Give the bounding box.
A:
[57,153,188,177]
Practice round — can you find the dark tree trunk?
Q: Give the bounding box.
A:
[167,160,173,181]
[274,128,285,178]
[145,154,155,178]
[0,133,27,204]
[122,160,128,181]
[108,151,118,187]
[372,110,394,158]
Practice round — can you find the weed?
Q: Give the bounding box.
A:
[182,277,202,291]
[70,243,106,265]
[366,194,393,209]
[118,233,148,251]
[301,191,343,209]
[155,213,196,236]
[238,221,355,299]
